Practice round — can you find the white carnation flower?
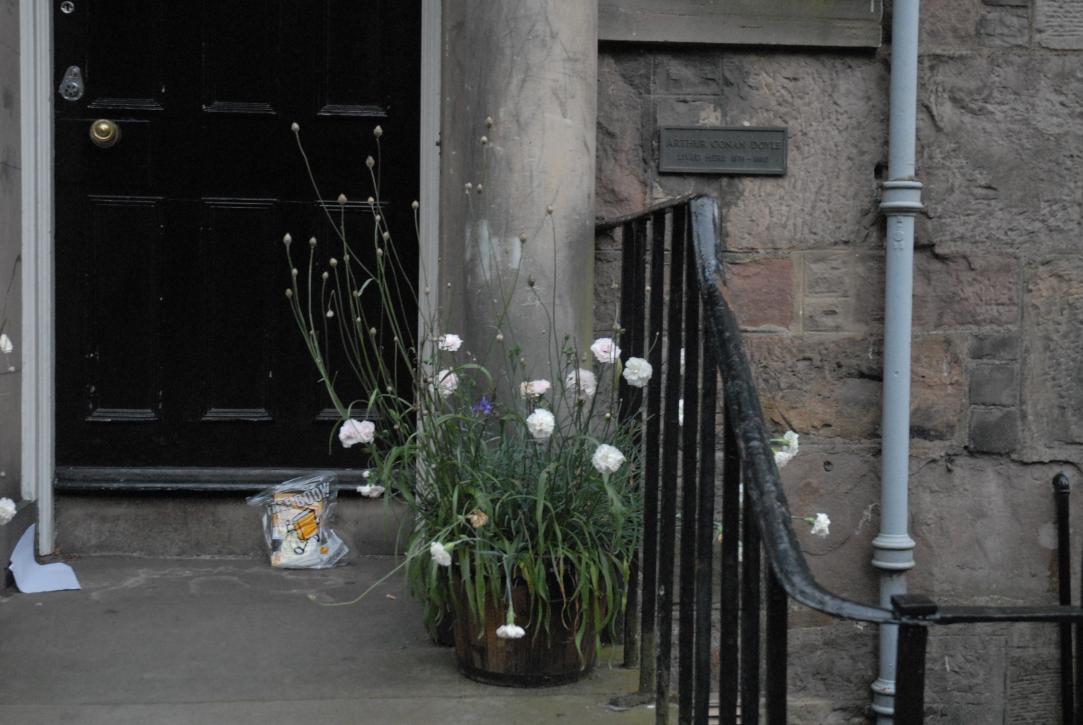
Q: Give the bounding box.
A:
[519,379,551,398]
[356,484,385,498]
[434,369,459,399]
[590,337,621,364]
[430,541,452,567]
[810,513,831,538]
[526,409,556,441]
[437,333,463,352]
[772,430,799,469]
[565,368,597,399]
[338,418,375,448]
[591,443,626,475]
[0,334,12,354]
[622,357,653,388]
[0,497,15,526]
[496,623,526,639]
[774,449,797,469]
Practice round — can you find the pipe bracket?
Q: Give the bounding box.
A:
[880,179,924,215]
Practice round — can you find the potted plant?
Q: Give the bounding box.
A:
[282,121,646,686]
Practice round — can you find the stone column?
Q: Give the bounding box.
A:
[439,1,597,390]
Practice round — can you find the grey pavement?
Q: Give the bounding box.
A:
[0,555,665,725]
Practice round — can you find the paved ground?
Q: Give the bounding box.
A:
[0,555,666,725]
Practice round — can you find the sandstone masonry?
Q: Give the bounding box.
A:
[595,0,1083,719]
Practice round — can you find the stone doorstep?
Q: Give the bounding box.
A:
[54,493,412,558]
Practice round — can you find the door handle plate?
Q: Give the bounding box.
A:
[59,65,84,102]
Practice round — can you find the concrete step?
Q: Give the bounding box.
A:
[56,493,412,558]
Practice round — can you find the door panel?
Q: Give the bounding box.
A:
[54,1,421,483]
[201,0,281,115]
[196,198,279,422]
[85,1,167,111]
[84,195,164,422]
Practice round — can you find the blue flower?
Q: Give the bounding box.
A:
[471,396,494,416]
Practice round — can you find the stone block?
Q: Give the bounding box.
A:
[978,7,1031,47]
[803,297,848,333]
[1036,0,1083,49]
[912,253,1020,330]
[921,0,982,52]
[851,254,886,328]
[723,256,794,330]
[787,622,878,715]
[909,457,1072,603]
[919,54,1083,248]
[804,253,850,297]
[782,448,881,604]
[925,629,1009,723]
[969,363,1018,406]
[718,53,887,250]
[969,332,1021,360]
[745,335,883,441]
[592,242,622,336]
[652,51,722,96]
[596,51,652,219]
[911,335,966,441]
[984,0,1032,5]
[653,96,722,127]
[1021,257,1083,457]
[969,407,1020,453]
[1006,624,1061,723]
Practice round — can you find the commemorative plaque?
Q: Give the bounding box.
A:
[659,127,787,175]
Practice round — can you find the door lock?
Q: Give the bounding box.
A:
[89,119,120,148]
[59,65,84,102]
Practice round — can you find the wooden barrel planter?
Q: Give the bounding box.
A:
[451,578,597,687]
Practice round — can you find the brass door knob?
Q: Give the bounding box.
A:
[89,119,120,148]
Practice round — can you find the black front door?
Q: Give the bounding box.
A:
[54,1,420,486]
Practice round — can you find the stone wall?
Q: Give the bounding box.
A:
[596,0,1083,720]
[0,0,21,507]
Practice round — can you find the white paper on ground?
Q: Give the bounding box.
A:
[9,524,81,593]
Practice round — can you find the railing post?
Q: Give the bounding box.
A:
[1054,472,1074,724]
[693,343,716,725]
[619,219,648,670]
[655,206,688,724]
[892,595,937,725]
[740,490,762,725]
[638,212,668,696]
[718,414,741,725]
[765,570,788,725]
[677,234,702,724]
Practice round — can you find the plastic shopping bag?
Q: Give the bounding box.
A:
[247,473,349,569]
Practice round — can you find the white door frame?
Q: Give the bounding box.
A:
[19,0,442,555]
[20,0,55,553]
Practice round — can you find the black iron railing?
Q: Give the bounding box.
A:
[597,195,1083,724]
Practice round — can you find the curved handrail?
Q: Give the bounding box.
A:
[688,196,893,624]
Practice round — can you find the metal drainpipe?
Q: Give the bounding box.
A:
[870,0,924,722]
